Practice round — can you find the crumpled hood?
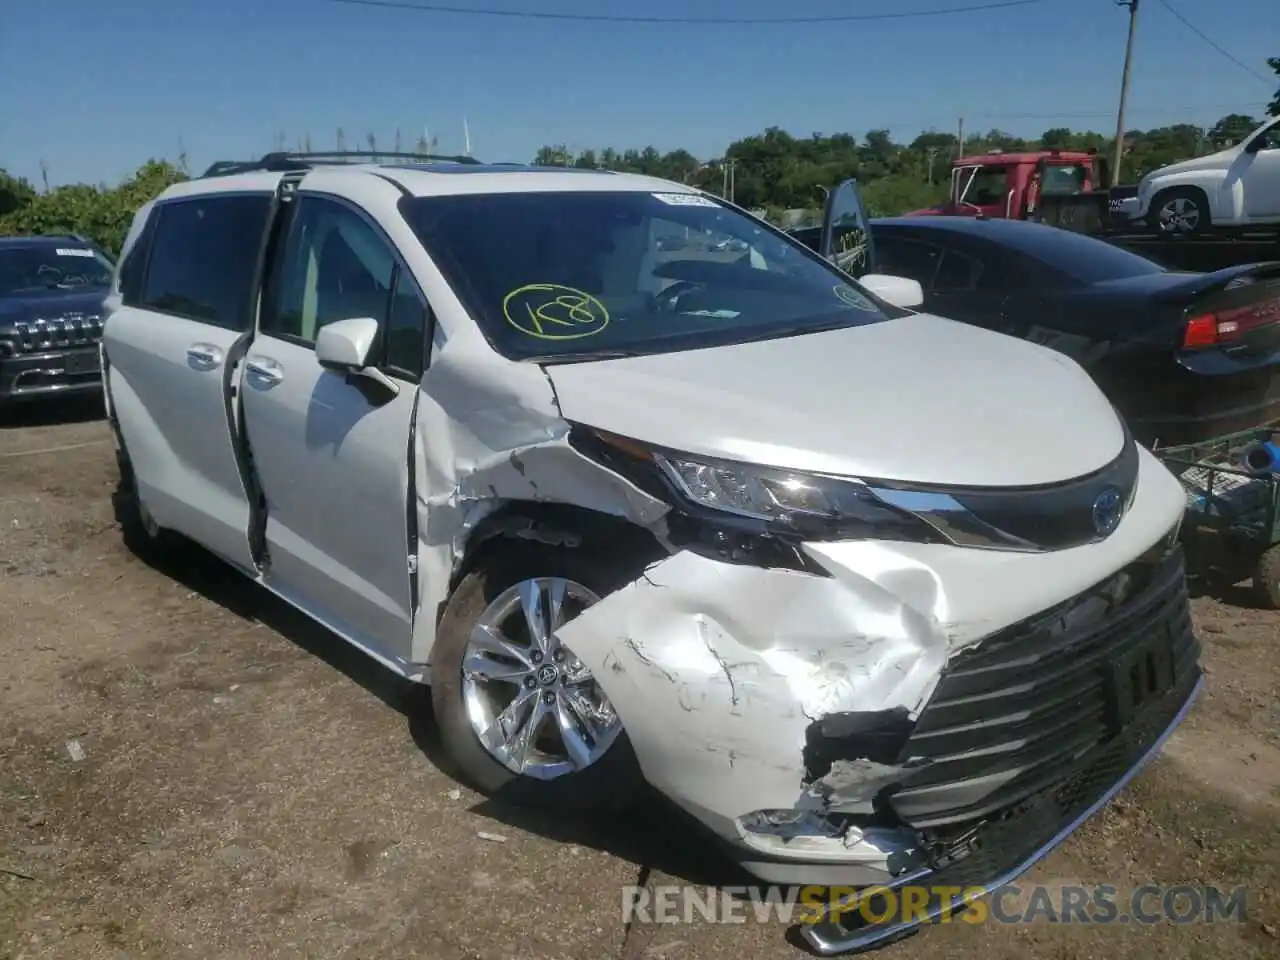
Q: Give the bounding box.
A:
[547,312,1125,487]
[0,288,108,327]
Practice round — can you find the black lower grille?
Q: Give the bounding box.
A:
[888,545,1198,828]
[815,666,1198,942]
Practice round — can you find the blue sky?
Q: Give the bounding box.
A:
[2,0,1275,187]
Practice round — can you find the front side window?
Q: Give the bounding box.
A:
[0,243,114,296]
[140,194,272,330]
[262,195,428,378]
[954,166,1011,207]
[1249,120,1280,152]
[402,190,895,362]
[263,196,396,345]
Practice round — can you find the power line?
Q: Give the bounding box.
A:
[325,0,1048,25]
[891,101,1266,127]
[1153,0,1273,86]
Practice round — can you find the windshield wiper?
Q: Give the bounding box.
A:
[524,349,643,364]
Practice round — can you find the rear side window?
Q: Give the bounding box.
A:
[139,194,272,330]
[119,214,156,304]
[1000,225,1165,284]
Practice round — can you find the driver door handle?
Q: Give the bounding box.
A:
[186,343,224,369]
[244,355,284,386]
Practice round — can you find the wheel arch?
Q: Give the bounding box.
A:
[1149,180,1218,222]
[445,499,669,601]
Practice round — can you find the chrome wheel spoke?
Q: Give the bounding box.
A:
[513,697,550,773]
[554,693,595,769]
[519,579,553,656]
[463,650,530,684]
[545,577,569,634]
[469,622,533,668]
[480,687,536,758]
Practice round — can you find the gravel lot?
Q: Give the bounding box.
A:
[2,399,1278,960]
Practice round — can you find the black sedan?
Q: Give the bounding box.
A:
[854,217,1280,449]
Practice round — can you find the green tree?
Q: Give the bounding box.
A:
[0,160,187,255]
[1268,57,1280,117]
[0,169,37,218]
[1208,113,1258,146]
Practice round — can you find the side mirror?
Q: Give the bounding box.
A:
[860,274,924,309]
[315,316,400,396]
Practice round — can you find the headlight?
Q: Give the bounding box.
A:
[658,453,912,530]
[581,428,945,546]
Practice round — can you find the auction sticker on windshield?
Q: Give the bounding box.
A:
[503,283,610,340]
[55,248,97,258]
[652,193,720,207]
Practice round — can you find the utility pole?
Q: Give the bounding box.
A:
[927,146,938,184]
[1111,0,1140,187]
[721,158,738,201]
[956,117,964,159]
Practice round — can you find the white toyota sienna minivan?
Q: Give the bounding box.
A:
[101,154,1201,955]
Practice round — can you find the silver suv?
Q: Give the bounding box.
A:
[102,153,1201,955]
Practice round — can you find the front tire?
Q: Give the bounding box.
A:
[1149,187,1209,235]
[430,541,644,813]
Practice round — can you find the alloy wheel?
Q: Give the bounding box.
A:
[461,577,621,780]
[1156,196,1201,233]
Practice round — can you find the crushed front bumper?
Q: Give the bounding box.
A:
[801,665,1201,954]
[553,444,1195,952]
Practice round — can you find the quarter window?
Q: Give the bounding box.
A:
[139,195,272,330]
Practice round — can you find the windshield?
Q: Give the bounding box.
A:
[953,166,1010,206]
[0,243,114,295]
[402,190,892,362]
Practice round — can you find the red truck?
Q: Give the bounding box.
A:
[908,148,1112,229]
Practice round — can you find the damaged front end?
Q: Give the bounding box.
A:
[534,433,1200,954]
[411,340,1199,955]
[555,529,1200,954]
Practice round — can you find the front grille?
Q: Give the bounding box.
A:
[887,545,1198,828]
[12,314,105,354]
[812,666,1197,944]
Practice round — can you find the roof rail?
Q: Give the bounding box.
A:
[200,150,483,178]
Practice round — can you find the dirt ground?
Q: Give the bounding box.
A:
[2,399,1278,960]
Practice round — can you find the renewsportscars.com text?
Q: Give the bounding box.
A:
[622,883,1249,927]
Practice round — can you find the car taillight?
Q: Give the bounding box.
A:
[1181,297,1280,350]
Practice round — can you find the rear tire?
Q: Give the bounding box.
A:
[1148,187,1209,235]
[113,443,183,559]
[429,540,644,813]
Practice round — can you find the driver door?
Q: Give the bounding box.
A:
[239,189,428,665]
[818,178,877,278]
[1242,121,1280,220]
